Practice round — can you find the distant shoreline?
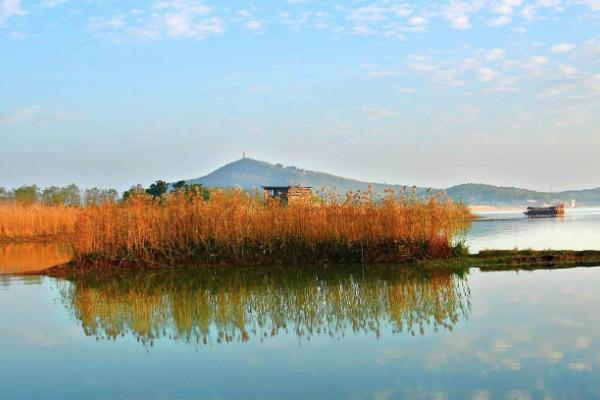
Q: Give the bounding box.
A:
[469,205,523,213]
[469,204,600,213]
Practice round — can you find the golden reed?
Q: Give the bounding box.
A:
[0,203,79,241]
[73,189,472,265]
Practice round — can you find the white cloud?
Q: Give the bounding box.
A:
[397,87,416,94]
[89,1,225,40]
[540,84,570,97]
[0,105,41,125]
[158,1,223,38]
[0,105,70,126]
[477,67,500,81]
[394,6,414,17]
[243,19,263,31]
[462,57,480,69]
[558,64,578,76]
[0,0,25,25]
[347,5,389,23]
[361,106,397,117]
[587,73,600,92]
[408,16,428,26]
[441,0,487,30]
[530,55,549,65]
[550,43,576,53]
[237,9,263,31]
[42,0,69,7]
[581,0,600,11]
[446,14,471,29]
[89,15,126,31]
[409,62,438,72]
[366,70,397,79]
[486,48,505,61]
[487,15,512,26]
[537,0,562,7]
[492,0,524,15]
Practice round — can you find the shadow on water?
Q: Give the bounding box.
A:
[0,242,73,275]
[57,266,471,347]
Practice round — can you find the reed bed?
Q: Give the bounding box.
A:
[0,203,79,241]
[73,189,471,265]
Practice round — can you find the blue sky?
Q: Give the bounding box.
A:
[0,0,599,191]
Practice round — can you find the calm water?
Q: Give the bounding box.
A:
[1,208,600,399]
[467,207,600,253]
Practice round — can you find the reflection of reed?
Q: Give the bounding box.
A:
[59,266,470,346]
[0,242,73,274]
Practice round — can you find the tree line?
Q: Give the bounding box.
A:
[0,180,209,206]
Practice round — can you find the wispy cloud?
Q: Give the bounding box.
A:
[87,1,225,41]
[42,0,69,7]
[0,0,25,25]
[0,105,41,125]
[477,67,500,81]
[487,15,512,26]
[550,43,576,53]
[0,105,71,126]
[361,106,397,117]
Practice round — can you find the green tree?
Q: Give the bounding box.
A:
[42,186,67,205]
[186,184,210,201]
[63,184,82,206]
[172,180,187,192]
[85,188,119,205]
[123,184,146,202]
[146,180,168,198]
[14,185,39,205]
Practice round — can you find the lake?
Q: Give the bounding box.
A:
[467,207,600,253]
[1,208,600,399]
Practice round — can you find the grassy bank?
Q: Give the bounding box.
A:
[472,249,600,270]
[72,189,471,266]
[36,249,600,279]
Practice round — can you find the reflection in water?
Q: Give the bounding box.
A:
[0,242,73,275]
[58,266,470,346]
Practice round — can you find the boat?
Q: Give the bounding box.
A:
[524,203,565,217]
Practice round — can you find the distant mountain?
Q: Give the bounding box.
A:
[184,158,600,205]
[446,184,600,206]
[185,158,429,197]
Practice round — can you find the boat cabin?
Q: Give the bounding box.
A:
[524,203,565,217]
[262,186,313,205]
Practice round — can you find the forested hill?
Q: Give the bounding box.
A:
[184,158,600,205]
[185,158,429,197]
[446,184,600,205]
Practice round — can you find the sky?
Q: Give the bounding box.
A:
[0,0,599,192]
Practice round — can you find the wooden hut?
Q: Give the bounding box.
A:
[262,186,313,205]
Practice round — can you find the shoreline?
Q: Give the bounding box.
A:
[29,249,600,278]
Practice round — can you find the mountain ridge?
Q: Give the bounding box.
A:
[184,158,600,205]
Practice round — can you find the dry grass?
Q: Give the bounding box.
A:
[0,203,79,241]
[73,189,472,265]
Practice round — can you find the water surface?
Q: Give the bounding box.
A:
[2,265,600,399]
[2,209,600,399]
[467,207,600,253]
